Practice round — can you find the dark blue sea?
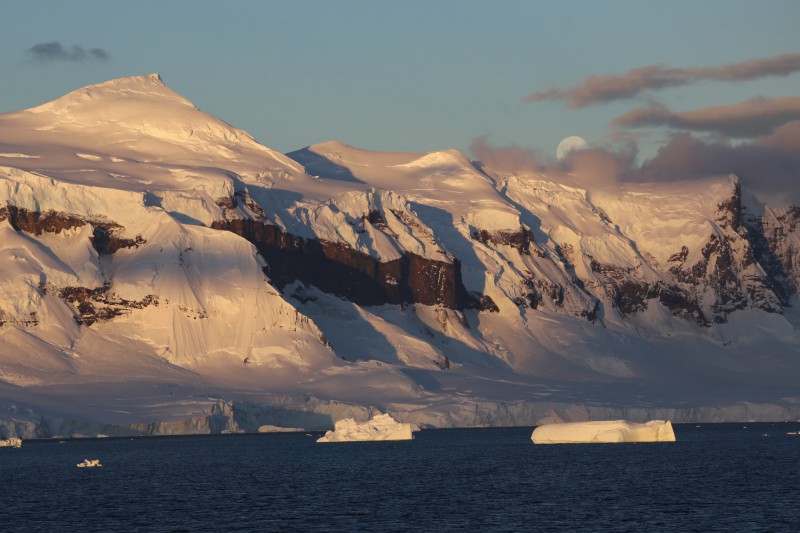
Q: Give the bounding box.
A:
[2,423,799,532]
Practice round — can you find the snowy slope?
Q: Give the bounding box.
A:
[1,75,799,438]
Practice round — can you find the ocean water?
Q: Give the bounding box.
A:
[2,423,799,532]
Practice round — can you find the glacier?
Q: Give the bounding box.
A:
[1,74,799,438]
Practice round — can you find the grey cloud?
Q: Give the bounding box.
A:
[470,135,548,174]
[567,146,637,189]
[471,124,800,204]
[527,53,800,108]
[25,41,110,63]
[638,123,800,204]
[612,97,800,138]
[88,48,109,61]
[470,136,635,191]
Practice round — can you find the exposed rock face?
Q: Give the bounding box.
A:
[364,209,389,230]
[471,227,533,255]
[0,205,146,255]
[91,224,146,255]
[0,205,155,328]
[0,206,86,235]
[744,206,800,306]
[58,285,157,326]
[652,284,707,325]
[477,294,500,312]
[574,183,785,325]
[211,217,475,309]
[585,258,707,325]
[681,184,782,319]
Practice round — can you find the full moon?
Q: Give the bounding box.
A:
[556,136,589,161]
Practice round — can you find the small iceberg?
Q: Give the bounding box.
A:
[77,459,102,468]
[531,420,676,444]
[317,413,416,443]
[257,425,305,433]
[0,437,22,448]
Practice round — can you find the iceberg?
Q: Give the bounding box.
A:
[257,425,305,433]
[76,459,102,468]
[317,413,415,443]
[0,437,22,448]
[531,420,676,444]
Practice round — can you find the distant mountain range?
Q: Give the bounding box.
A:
[1,74,798,438]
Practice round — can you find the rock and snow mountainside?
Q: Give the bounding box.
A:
[1,75,799,437]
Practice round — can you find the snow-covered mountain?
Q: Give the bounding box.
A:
[1,75,799,437]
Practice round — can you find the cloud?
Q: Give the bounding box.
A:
[638,122,800,204]
[527,53,800,107]
[471,125,800,204]
[612,96,800,138]
[470,136,635,191]
[25,41,110,63]
[761,117,800,150]
[566,146,636,189]
[469,135,548,174]
[88,47,109,61]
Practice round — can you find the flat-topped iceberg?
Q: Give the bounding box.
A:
[531,420,676,444]
[317,413,415,443]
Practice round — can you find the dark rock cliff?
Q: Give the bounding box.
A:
[0,206,86,235]
[0,206,146,255]
[471,227,533,255]
[210,218,476,309]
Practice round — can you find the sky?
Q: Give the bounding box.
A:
[1,1,799,201]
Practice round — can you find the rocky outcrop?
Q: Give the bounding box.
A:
[510,274,565,311]
[652,284,707,325]
[715,179,743,231]
[744,207,800,306]
[471,227,533,255]
[0,206,155,328]
[587,260,707,325]
[0,206,86,235]
[58,284,157,326]
[0,205,146,255]
[672,204,782,322]
[91,224,146,255]
[574,183,784,325]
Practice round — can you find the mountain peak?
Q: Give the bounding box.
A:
[90,72,167,91]
[29,73,196,116]
[0,74,304,181]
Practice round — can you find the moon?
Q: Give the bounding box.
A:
[556,136,589,161]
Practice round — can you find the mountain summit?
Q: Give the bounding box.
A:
[1,77,799,438]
